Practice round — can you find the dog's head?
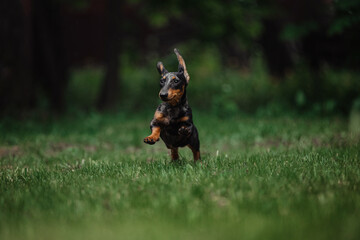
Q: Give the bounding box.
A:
[156,49,190,105]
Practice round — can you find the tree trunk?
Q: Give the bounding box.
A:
[33,0,68,112]
[97,0,122,111]
[0,0,35,114]
[260,19,293,81]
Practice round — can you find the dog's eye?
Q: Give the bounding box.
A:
[173,79,179,83]
[160,78,166,84]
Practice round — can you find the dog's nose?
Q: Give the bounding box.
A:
[160,92,168,100]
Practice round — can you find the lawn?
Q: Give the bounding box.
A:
[0,112,359,240]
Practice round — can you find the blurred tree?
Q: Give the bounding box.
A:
[1,0,360,115]
[274,0,360,112]
[126,0,261,68]
[0,0,68,114]
[0,0,35,112]
[33,0,69,112]
[97,0,122,110]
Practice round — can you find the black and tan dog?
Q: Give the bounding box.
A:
[144,49,200,162]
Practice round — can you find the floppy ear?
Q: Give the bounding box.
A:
[157,62,168,76]
[174,48,190,83]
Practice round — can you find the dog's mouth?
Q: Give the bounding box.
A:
[160,96,175,102]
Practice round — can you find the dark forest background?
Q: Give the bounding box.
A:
[1,0,360,117]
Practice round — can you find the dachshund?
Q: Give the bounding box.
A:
[144,49,200,162]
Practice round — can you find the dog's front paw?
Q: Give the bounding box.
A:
[144,136,159,145]
[178,126,191,136]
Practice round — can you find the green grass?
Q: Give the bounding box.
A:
[1,112,359,240]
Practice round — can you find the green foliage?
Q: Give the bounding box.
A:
[130,0,262,47]
[329,0,360,35]
[66,68,103,109]
[349,98,360,135]
[281,22,319,41]
[0,113,359,239]
[66,46,360,116]
[352,98,360,111]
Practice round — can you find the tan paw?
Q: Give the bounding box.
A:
[143,136,159,145]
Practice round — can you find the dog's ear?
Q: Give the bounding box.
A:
[174,48,190,84]
[157,62,168,76]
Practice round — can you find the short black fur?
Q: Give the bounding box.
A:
[144,49,200,162]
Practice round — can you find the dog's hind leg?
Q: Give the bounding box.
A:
[188,144,200,162]
[170,148,179,161]
[187,126,200,162]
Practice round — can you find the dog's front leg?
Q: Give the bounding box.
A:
[144,110,169,145]
[144,125,161,145]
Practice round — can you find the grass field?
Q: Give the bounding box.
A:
[1,111,359,240]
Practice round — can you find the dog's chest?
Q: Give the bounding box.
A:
[157,103,189,126]
[167,105,190,124]
[166,107,180,121]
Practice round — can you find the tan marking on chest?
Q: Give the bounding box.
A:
[154,111,170,125]
[178,116,189,122]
